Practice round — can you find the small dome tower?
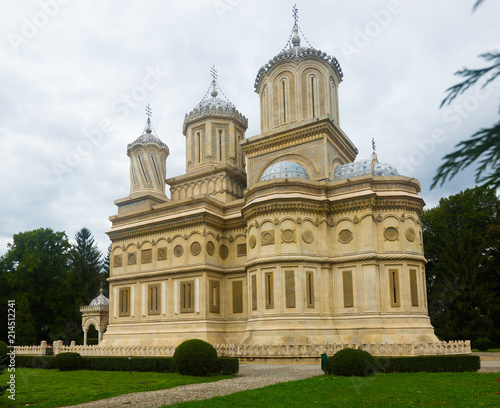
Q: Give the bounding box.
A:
[127,105,169,197]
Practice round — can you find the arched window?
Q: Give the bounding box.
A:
[196,132,201,163]
[281,79,287,123]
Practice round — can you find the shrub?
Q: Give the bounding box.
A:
[173,339,218,376]
[328,348,376,377]
[474,338,493,352]
[216,358,239,375]
[55,352,83,371]
[0,340,8,364]
[374,355,480,373]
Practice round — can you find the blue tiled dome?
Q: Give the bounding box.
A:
[260,161,310,182]
[334,157,399,181]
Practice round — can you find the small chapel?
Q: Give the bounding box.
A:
[98,13,452,354]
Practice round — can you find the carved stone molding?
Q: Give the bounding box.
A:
[157,247,167,261]
[405,228,416,242]
[249,235,257,248]
[113,254,122,268]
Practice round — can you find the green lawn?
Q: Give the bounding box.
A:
[0,368,231,408]
[166,372,500,408]
[473,349,500,353]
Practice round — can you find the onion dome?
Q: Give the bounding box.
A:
[254,20,343,92]
[89,288,109,307]
[127,114,169,154]
[183,75,248,134]
[334,154,400,181]
[260,161,311,182]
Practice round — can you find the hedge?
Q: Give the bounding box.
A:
[373,355,480,373]
[216,357,239,375]
[16,356,58,369]
[83,357,175,373]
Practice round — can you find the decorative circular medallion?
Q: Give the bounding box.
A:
[384,227,399,241]
[206,241,215,256]
[282,229,296,243]
[302,229,314,244]
[174,245,184,257]
[262,231,274,245]
[405,228,416,242]
[190,241,201,256]
[219,245,229,260]
[249,235,257,249]
[127,253,136,265]
[338,229,353,244]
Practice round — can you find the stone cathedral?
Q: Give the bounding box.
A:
[101,19,442,350]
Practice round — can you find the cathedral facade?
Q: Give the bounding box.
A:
[102,21,441,350]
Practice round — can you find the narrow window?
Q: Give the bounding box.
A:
[251,275,257,311]
[151,155,162,185]
[306,271,314,308]
[265,272,274,309]
[285,270,296,308]
[148,285,160,315]
[343,270,354,308]
[219,130,223,161]
[232,281,243,313]
[196,133,201,163]
[119,287,130,317]
[181,281,194,313]
[311,76,315,117]
[410,269,419,307]
[137,156,149,183]
[389,269,400,307]
[209,280,220,313]
[282,80,287,123]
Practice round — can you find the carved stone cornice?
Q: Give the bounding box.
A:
[108,264,246,283]
[241,117,357,161]
[245,253,427,268]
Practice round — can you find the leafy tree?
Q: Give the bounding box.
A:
[16,296,37,345]
[422,186,500,344]
[432,1,500,189]
[0,228,70,344]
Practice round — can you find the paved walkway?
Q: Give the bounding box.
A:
[65,354,500,408]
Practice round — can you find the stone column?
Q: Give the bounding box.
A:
[97,328,101,345]
[83,328,88,346]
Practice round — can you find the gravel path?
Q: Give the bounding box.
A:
[63,354,500,408]
[64,364,324,408]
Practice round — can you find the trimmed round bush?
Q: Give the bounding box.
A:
[173,339,218,376]
[329,348,376,377]
[0,340,8,364]
[55,352,83,371]
[474,338,493,352]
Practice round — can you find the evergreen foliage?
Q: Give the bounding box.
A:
[433,1,500,189]
[55,352,83,371]
[422,186,500,345]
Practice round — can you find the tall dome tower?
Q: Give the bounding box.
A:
[168,68,248,203]
[242,12,357,187]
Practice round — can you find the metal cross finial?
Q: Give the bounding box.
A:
[372,138,376,154]
[292,4,299,23]
[210,65,217,82]
[145,104,152,118]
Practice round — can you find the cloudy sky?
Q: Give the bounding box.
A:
[1,0,499,256]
